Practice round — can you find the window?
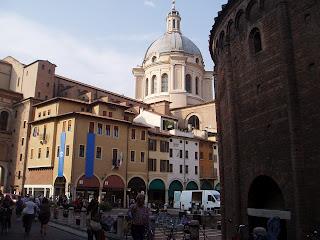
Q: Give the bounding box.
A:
[48,110,51,115]
[46,82,50,87]
[186,141,188,144]
[195,77,199,95]
[141,130,146,140]
[209,152,213,160]
[148,159,157,171]
[0,111,9,131]
[114,126,119,138]
[103,111,107,116]
[96,147,102,159]
[214,154,218,162]
[43,125,47,139]
[79,145,85,158]
[195,152,198,160]
[62,121,66,132]
[17,77,20,86]
[89,122,94,133]
[185,150,189,159]
[152,56,157,63]
[173,19,176,28]
[66,145,70,156]
[46,147,49,158]
[185,165,189,174]
[23,121,27,128]
[105,125,111,136]
[48,69,51,74]
[18,171,21,180]
[21,138,24,146]
[179,150,183,158]
[169,149,173,157]
[42,64,45,70]
[38,92,41,98]
[38,148,41,159]
[145,78,149,96]
[38,112,41,118]
[161,73,168,92]
[180,165,183,174]
[97,123,103,135]
[208,195,215,202]
[130,151,135,162]
[43,111,46,116]
[149,139,157,151]
[195,166,198,175]
[112,149,118,166]
[68,120,72,131]
[188,115,200,130]
[250,28,262,53]
[169,164,173,173]
[140,152,145,162]
[108,112,113,118]
[200,152,204,160]
[57,146,60,158]
[30,149,34,159]
[160,141,169,152]
[160,160,170,172]
[131,129,136,139]
[185,74,192,93]
[151,75,157,94]
[20,154,22,161]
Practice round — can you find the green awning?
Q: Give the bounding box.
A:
[168,180,183,198]
[201,181,213,190]
[186,181,198,190]
[149,179,165,191]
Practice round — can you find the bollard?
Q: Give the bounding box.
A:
[68,207,74,225]
[117,214,125,238]
[189,220,200,240]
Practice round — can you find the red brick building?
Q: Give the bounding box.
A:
[209,0,320,239]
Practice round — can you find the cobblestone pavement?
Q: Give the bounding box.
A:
[0,217,85,240]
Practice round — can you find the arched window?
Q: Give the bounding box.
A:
[0,111,9,131]
[152,56,157,63]
[235,10,246,32]
[219,31,225,49]
[173,19,176,28]
[161,74,168,92]
[250,28,262,53]
[195,77,199,95]
[145,78,149,96]
[188,115,200,130]
[185,74,192,93]
[151,75,157,94]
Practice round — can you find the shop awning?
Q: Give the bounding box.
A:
[168,180,183,198]
[149,179,165,191]
[103,175,125,189]
[186,181,198,190]
[201,180,213,190]
[77,175,100,189]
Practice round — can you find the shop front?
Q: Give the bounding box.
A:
[148,179,166,206]
[102,175,125,208]
[76,175,100,201]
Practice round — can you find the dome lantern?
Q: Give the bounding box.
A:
[167,0,181,33]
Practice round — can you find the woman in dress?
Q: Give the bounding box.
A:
[39,197,51,236]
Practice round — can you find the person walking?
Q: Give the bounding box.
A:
[2,195,14,230]
[22,196,39,235]
[128,193,150,240]
[39,197,51,236]
[86,198,102,240]
[15,196,24,219]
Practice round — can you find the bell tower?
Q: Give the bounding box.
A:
[166,0,181,33]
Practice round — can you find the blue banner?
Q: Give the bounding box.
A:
[58,132,66,177]
[85,133,95,178]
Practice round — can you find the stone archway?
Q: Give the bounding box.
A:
[186,181,199,190]
[168,180,183,207]
[54,176,66,197]
[148,179,166,205]
[127,177,146,200]
[247,175,287,240]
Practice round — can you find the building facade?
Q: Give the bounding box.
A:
[209,0,320,239]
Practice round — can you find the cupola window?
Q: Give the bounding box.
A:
[195,77,199,95]
[152,56,157,63]
[185,74,192,93]
[250,28,262,53]
[151,75,157,94]
[161,74,168,92]
[0,111,9,131]
[145,78,149,96]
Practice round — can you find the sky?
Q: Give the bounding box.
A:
[0,0,227,97]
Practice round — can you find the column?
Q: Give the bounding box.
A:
[31,188,34,196]
[182,65,186,91]
[171,64,175,90]
[165,188,169,205]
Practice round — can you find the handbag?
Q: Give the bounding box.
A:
[90,219,102,231]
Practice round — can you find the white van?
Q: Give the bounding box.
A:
[174,190,220,211]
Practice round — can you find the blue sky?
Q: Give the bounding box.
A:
[0,0,227,97]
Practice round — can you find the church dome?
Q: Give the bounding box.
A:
[144,32,202,60]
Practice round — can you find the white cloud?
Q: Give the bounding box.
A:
[144,0,156,8]
[0,12,141,97]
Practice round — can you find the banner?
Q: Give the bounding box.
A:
[85,133,95,178]
[58,132,66,177]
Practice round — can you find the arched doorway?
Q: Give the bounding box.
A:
[201,180,213,190]
[127,177,146,201]
[54,176,66,197]
[148,179,165,205]
[187,115,200,130]
[186,181,199,190]
[76,175,100,201]
[168,180,183,207]
[102,175,125,208]
[247,175,287,240]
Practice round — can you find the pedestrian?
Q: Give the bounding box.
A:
[2,195,14,230]
[86,198,102,240]
[15,196,24,218]
[39,197,51,236]
[128,193,150,240]
[22,196,39,235]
